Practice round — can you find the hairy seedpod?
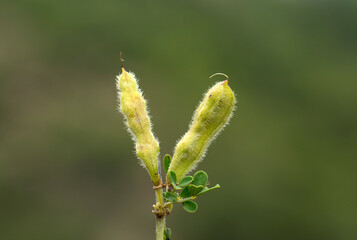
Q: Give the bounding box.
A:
[168,76,236,181]
[116,67,160,185]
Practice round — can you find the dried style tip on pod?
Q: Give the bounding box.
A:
[168,76,236,181]
[116,67,160,185]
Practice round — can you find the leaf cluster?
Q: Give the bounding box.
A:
[162,155,220,213]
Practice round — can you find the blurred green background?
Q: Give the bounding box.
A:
[1,0,357,239]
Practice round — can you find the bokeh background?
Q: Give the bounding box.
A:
[1,0,357,239]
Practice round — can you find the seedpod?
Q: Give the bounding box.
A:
[168,74,236,181]
[116,67,160,185]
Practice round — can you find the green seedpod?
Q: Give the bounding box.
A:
[168,79,236,181]
[117,67,160,185]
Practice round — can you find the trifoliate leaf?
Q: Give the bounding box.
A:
[192,170,208,186]
[182,200,198,213]
[188,184,204,196]
[180,185,192,198]
[178,176,193,187]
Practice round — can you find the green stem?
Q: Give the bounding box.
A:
[164,196,196,206]
[156,215,166,240]
[155,188,166,240]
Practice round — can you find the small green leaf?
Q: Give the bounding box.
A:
[169,171,177,185]
[192,170,208,186]
[169,171,182,190]
[163,192,178,202]
[163,155,171,173]
[165,228,171,240]
[180,186,192,198]
[188,184,204,196]
[178,176,193,187]
[197,184,220,196]
[182,200,198,213]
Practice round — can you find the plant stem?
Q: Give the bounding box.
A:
[155,215,166,240]
[155,188,166,240]
[164,196,196,206]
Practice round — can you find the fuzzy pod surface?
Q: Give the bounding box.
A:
[117,67,160,185]
[168,80,236,181]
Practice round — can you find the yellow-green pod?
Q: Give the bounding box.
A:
[168,79,236,181]
[117,67,160,185]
